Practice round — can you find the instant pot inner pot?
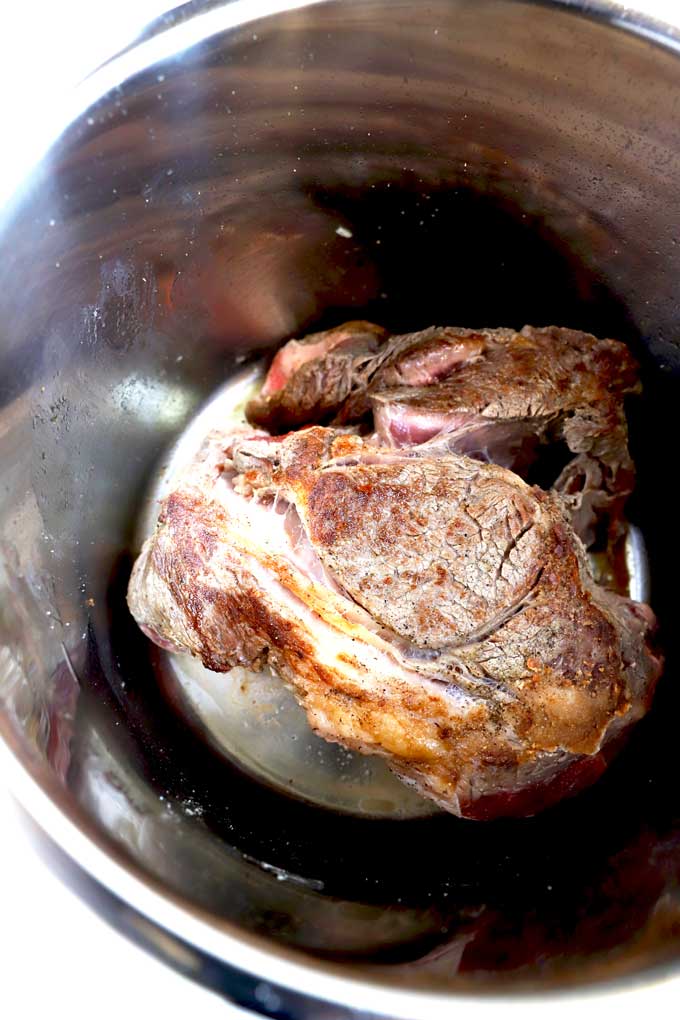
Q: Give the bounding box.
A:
[2,0,680,996]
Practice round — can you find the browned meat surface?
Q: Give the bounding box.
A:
[128,426,661,820]
[247,323,639,550]
[246,320,388,432]
[369,324,638,552]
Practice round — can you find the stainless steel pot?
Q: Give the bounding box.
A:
[2,1,680,1015]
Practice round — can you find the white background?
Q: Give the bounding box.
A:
[1,1,679,1018]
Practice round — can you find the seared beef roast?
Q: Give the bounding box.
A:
[246,320,388,433]
[247,324,638,550]
[128,426,661,820]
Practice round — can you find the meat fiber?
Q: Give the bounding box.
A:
[247,323,639,550]
[246,320,388,433]
[128,426,661,820]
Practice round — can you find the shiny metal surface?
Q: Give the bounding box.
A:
[2,1,680,1015]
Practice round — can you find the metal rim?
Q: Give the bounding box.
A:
[3,1,680,1014]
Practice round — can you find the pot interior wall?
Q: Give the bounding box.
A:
[2,0,680,997]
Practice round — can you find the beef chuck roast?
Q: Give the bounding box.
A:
[245,320,388,432]
[128,426,661,820]
[247,323,639,551]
